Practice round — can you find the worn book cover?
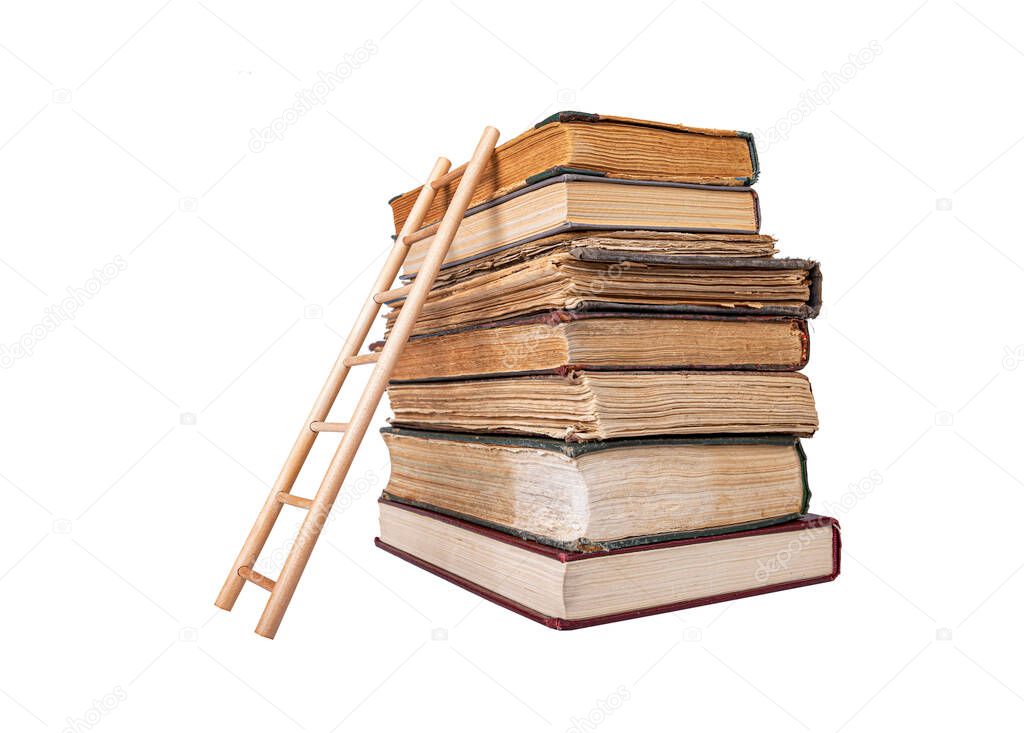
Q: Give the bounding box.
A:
[389,111,759,231]
[388,253,822,337]
[399,174,762,275]
[381,426,810,551]
[376,498,841,630]
[375,311,810,382]
[387,369,819,440]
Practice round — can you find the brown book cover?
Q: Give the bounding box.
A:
[387,369,819,440]
[398,174,762,276]
[374,311,810,382]
[387,254,822,338]
[388,112,759,232]
[566,253,822,319]
[375,498,841,630]
[426,230,780,289]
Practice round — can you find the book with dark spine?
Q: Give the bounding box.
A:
[376,312,809,382]
[387,370,819,440]
[387,253,822,337]
[381,427,810,551]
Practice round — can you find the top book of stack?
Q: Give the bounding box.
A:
[388,113,760,274]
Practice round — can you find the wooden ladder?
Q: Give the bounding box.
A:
[214,126,500,639]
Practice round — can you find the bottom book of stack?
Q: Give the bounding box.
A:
[374,428,840,629]
[377,498,840,629]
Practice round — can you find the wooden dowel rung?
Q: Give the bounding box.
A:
[309,421,347,433]
[343,353,379,367]
[402,221,439,246]
[238,566,275,592]
[373,283,412,304]
[276,492,313,509]
[429,167,463,190]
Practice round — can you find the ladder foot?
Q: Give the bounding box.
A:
[254,612,282,640]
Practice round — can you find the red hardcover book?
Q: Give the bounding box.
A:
[375,497,840,630]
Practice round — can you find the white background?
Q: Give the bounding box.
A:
[2,1,1022,731]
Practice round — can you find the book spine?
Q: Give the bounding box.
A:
[737,130,761,185]
[797,439,811,513]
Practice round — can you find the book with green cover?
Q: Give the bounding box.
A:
[380,427,810,551]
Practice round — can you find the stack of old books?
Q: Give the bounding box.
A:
[374,113,840,629]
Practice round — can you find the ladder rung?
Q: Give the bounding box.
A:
[402,221,438,246]
[310,421,347,433]
[430,167,462,190]
[276,491,313,509]
[373,283,412,304]
[343,352,379,367]
[238,565,276,592]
